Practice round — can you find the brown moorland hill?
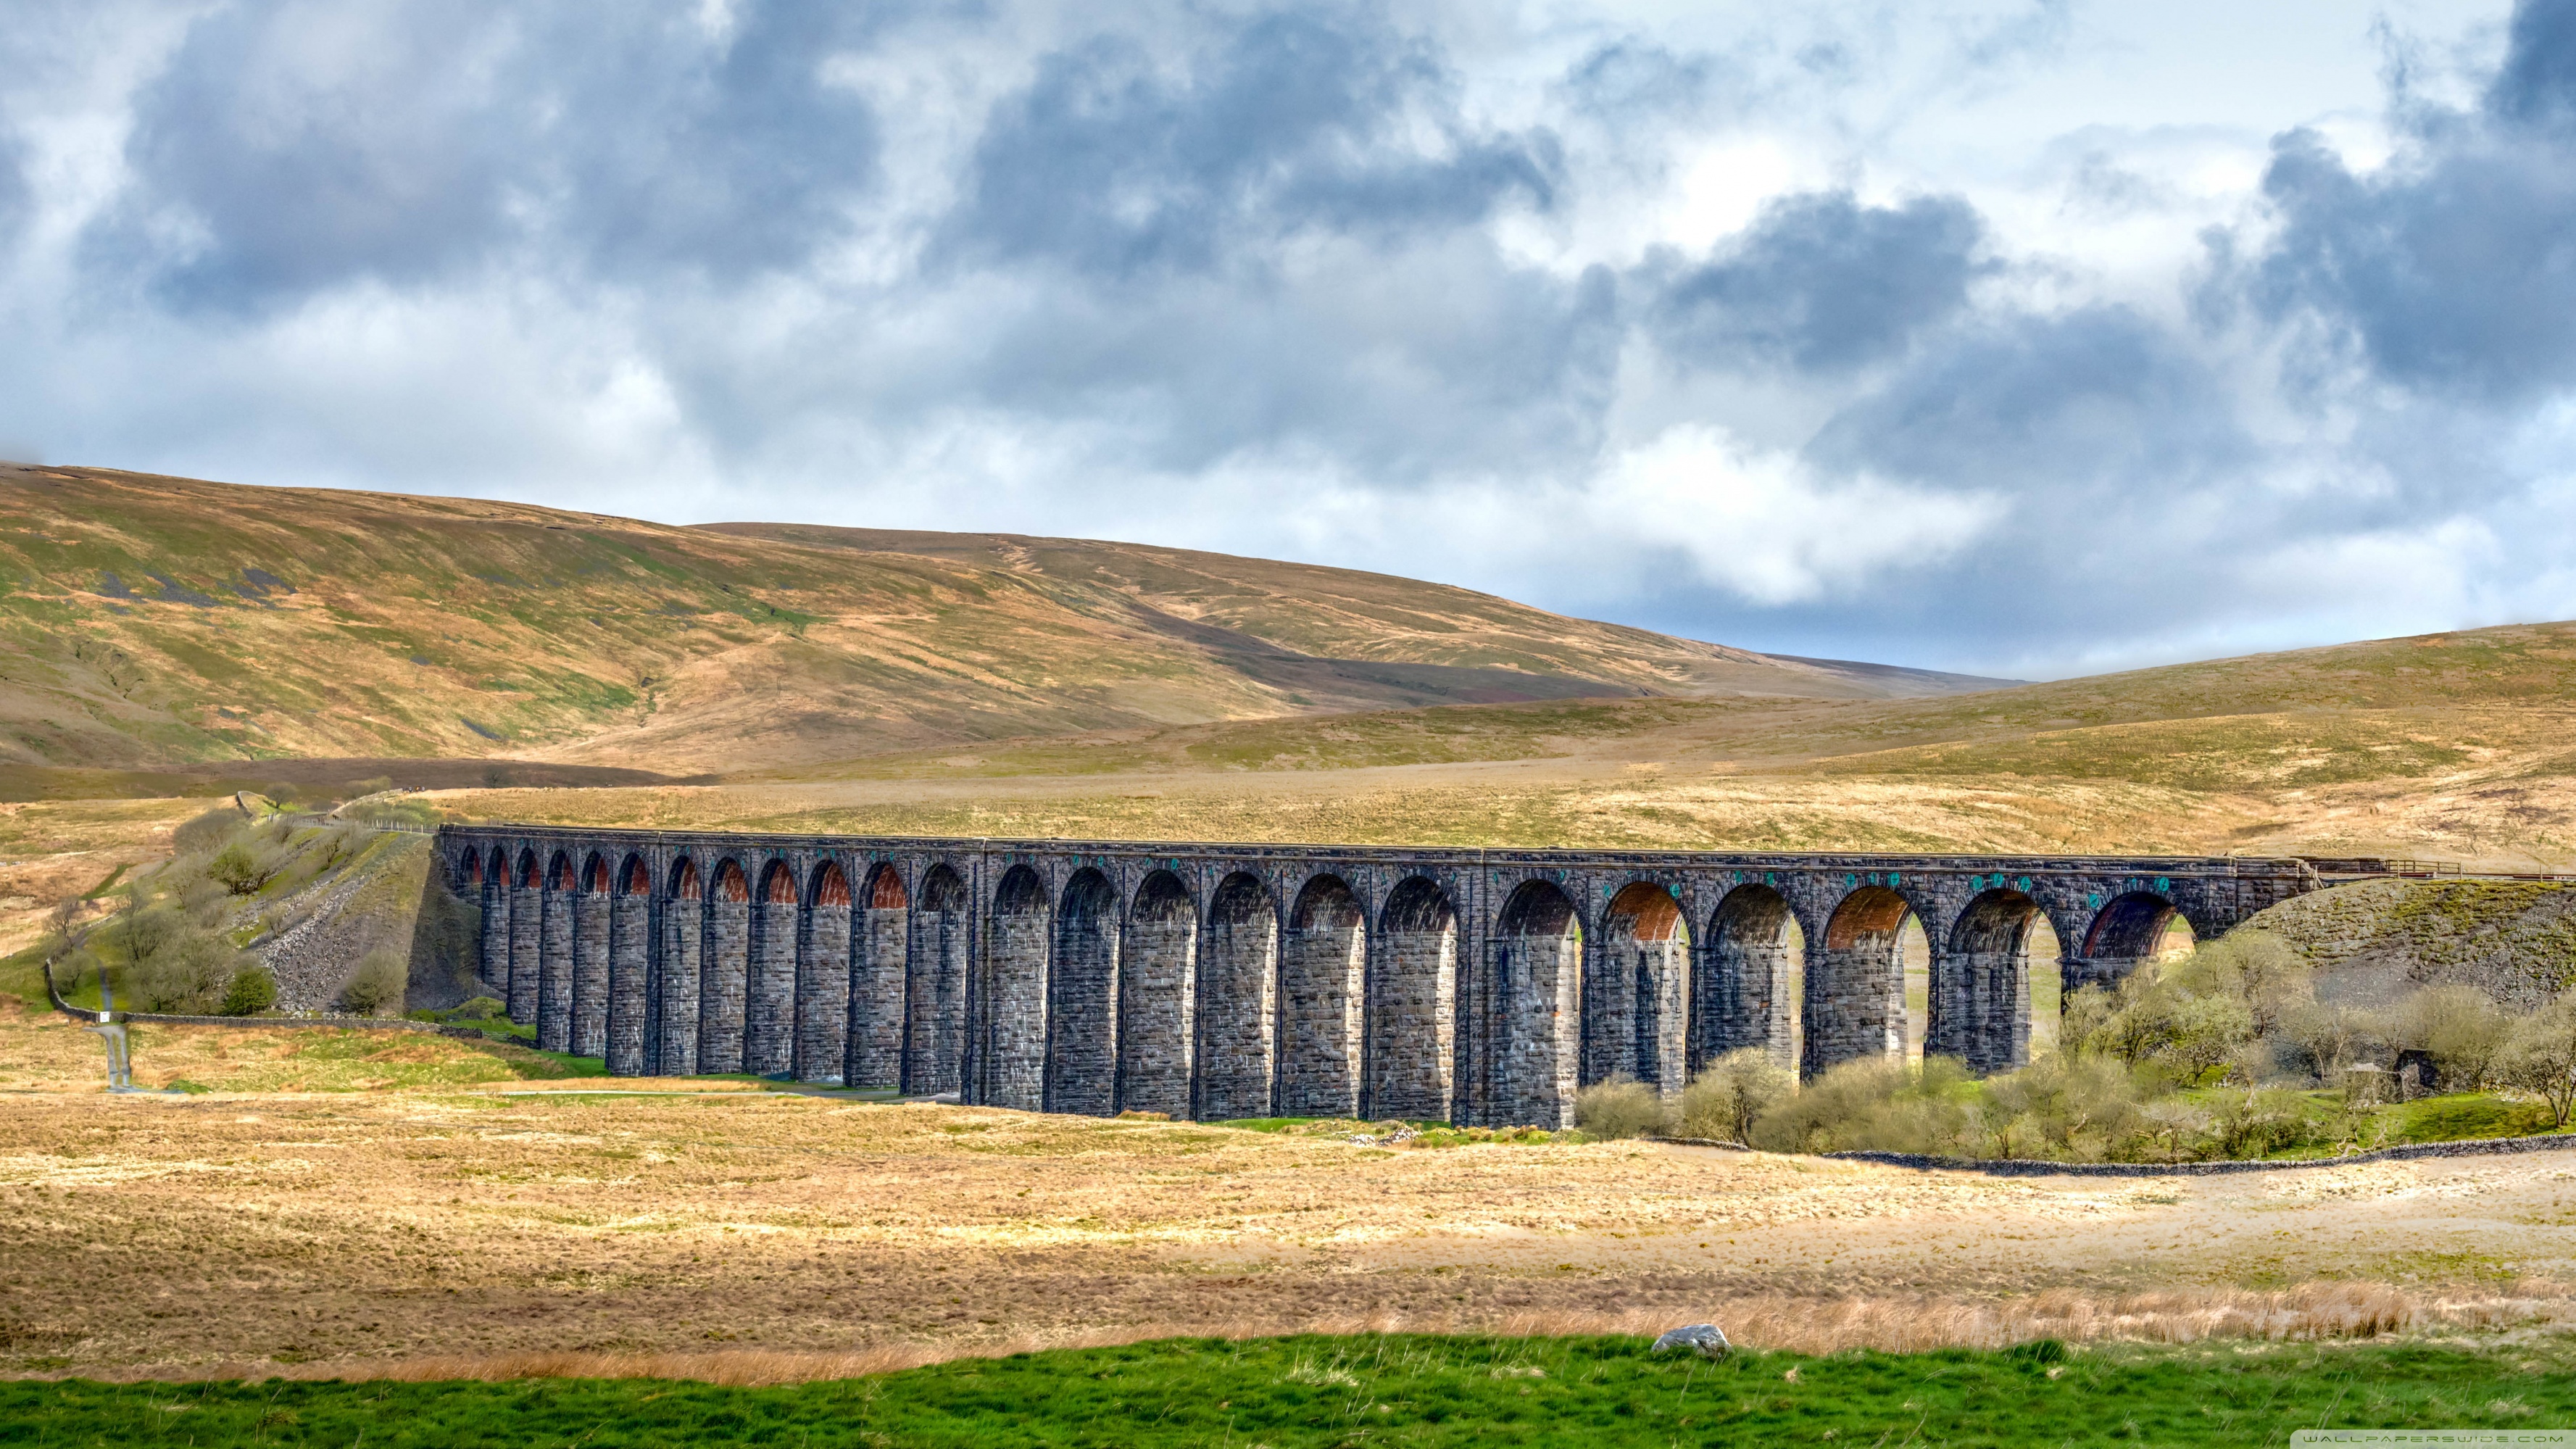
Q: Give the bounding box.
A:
[0,465,2002,779]
[431,618,2576,871]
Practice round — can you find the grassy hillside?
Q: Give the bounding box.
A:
[8,462,2573,870]
[0,465,1996,777]
[433,620,2576,868]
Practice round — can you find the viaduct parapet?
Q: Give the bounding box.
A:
[435,828,2327,1128]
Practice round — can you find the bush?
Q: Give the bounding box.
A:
[338,949,409,1016]
[1977,1053,2161,1162]
[208,839,284,895]
[1747,1058,1982,1157]
[2392,985,2509,1091]
[450,995,506,1022]
[2281,1000,2387,1084]
[1572,1076,1669,1140]
[126,931,240,1013]
[2205,1086,2319,1157]
[1679,1049,1795,1145]
[220,964,277,1016]
[2497,993,2576,1128]
[170,807,245,858]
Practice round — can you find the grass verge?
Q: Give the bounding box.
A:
[8,1334,2576,1446]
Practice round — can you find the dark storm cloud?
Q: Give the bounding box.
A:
[1645,192,1987,373]
[541,5,884,279]
[1809,306,2247,491]
[2244,0,2576,404]
[102,1,881,311]
[2490,0,2576,125]
[945,10,1558,278]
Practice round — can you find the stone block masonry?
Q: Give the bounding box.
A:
[441,829,2343,1129]
[573,883,609,1059]
[537,860,573,1053]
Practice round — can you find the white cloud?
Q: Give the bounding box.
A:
[0,0,2563,681]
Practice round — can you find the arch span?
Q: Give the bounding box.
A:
[743,861,799,1076]
[1808,886,1913,1079]
[659,858,703,1074]
[1373,877,1457,1122]
[1488,880,1582,1128]
[1700,885,1798,1071]
[507,846,539,1026]
[1590,882,1688,1097]
[1047,868,1120,1116]
[1118,871,1196,1117]
[538,852,577,1052]
[842,862,903,1090]
[1281,874,1365,1118]
[571,853,611,1058]
[795,861,852,1084]
[905,864,970,1095]
[2073,891,2192,995]
[1934,889,2040,1074]
[606,853,652,1076]
[976,865,1050,1110]
[476,846,510,997]
[1196,872,1277,1120]
[699,860,752,1074]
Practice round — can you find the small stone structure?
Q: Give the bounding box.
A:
[437,829,2330,1128]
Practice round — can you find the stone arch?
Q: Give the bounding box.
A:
[842,862,903,1090]
[699,859,752,1074]
[475,847,510,996]
[976,864,1051,1110]
[1117,870,1197,1117]
[659,856,704,1074]
[453,850,481,893]
[1933,889,2042,1075]
[1372,876,1457,1122]
[797,860,853,1084]
[2074,891,2192,995]
[507,849,541,1023]
[1046,868,1120,1116]
[744,860,800,1076]
[1195,871,1278,1121]
[1589,882,1689,1096]
[1809,886,1915,1079]
[606,853,652,1075]
[1488,879,1583,1127]
[571,852,611,1058]
[905,863,970,1095]
[1281,873,1366,1118]
[538,851,577,1052]
[1699,884,1799,1071]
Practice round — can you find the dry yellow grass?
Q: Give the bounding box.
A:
[5,1005,2574,1381]
[108,1283,2561,1385]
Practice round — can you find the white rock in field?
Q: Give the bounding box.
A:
[1651,1324,1730,1358]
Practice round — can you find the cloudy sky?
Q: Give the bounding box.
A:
[6,1,2574,678]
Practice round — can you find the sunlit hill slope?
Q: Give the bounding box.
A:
[0,465,2003,779]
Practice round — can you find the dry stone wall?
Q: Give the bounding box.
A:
[440,829,2333,1127]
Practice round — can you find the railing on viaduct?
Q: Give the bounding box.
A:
[435,827,2327,1129]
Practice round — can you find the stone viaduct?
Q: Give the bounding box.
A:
[436,827,2328,1128]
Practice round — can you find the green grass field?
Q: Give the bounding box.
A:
[7,1334,2574,1447]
